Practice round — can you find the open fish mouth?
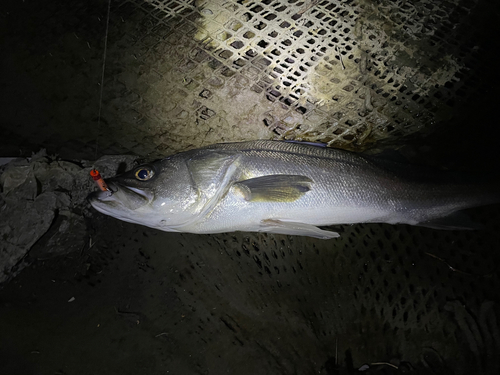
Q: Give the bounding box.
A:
[88,181,152,211]
[118,184,152,202]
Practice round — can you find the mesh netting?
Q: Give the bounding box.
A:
[1,1,499,372]
[92,0,483,157]
[85,204,500,373]
[0,0,490,158]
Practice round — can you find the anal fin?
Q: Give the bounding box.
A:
[260,219,340,239]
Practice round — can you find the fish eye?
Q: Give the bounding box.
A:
[135,167,154,181]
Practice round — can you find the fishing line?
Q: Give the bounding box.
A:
[91,0,112,193]
[94,0,112,162]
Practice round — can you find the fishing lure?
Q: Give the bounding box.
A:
[90,169,111,193]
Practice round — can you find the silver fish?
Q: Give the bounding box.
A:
[88,140,498,239]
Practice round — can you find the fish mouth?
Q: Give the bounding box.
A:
[88,181,152,212]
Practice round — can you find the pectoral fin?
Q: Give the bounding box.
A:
[260,219,340,239]
[232,175,312,202]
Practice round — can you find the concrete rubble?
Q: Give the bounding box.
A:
[0,150,137,284]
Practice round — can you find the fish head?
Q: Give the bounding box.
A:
[88,157,200,231]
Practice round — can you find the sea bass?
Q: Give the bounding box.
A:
[88,140,498,239]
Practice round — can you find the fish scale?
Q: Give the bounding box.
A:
[88,141,499,239]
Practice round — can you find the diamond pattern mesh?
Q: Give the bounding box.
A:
[93,0,482,157]
[88,205,500,373]
[1,1,499,372]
